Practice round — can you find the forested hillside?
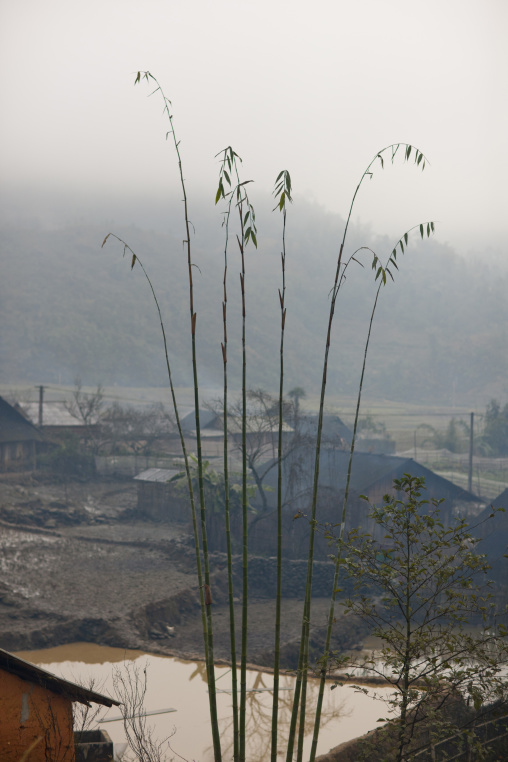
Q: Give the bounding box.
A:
[1,196,506,405]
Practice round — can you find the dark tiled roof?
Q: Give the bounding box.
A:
[0,396,44,444]
[0,648,120,707]
[297,415,352,444]
[263,448,479,504]
[180,409,218,432]
[491,488,508,509]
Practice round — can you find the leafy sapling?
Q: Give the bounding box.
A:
[327,474,508,762]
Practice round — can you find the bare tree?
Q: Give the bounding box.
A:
[65,378,106,455]
[112,661,174,762]
[209,388,302,512]
[72,675,108,745]
[101,402,175,456]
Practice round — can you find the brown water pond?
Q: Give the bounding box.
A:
[16,643,392,761]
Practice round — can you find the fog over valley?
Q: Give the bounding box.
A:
[1,190,506,407]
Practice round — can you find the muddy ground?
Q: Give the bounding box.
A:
[0,474,366,668]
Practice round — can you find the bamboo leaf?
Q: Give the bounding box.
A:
[420,224,424,239]
[250,230,257,248]
[131,254,137,270]
[101,233,111,248]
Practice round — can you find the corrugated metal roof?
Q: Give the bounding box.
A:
[134,468,180,483]
[22,402,88,427]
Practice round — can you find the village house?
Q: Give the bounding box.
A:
[179,408,293,458]
[296,413,353,449]
[0,396,44,473]
[0,647,119,762]
[472,487,508,586]
[247,449,484,558]
[132,443,483,559]
[20,400,96,440]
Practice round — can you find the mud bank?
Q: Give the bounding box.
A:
[0,476,366,667]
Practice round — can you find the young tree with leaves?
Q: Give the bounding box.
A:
[329,474,508,762]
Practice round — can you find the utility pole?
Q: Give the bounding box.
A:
[38,385,44,427]
[468,411,474,493]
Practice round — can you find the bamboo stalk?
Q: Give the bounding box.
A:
[102,235,210,674]
[309,280,382,761]
[239,205,248,762]
[288,146,411,760]
[134,72,222,761]
[216,147,240,761]
[309,221,436,760]
[271,170,291,762]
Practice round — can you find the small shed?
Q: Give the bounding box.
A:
[0,396,44,473]
[0,647,119,762]
[134,467,190,522]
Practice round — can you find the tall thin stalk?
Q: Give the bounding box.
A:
[235,181,257,762]
[216,153,257,762]
[309,222,436,760]
[133,71,222,761]
[101,235,210,673]
[270,170,292,762]
[288,144,430,762]
[106,87,435,759]
[215,146,243,762]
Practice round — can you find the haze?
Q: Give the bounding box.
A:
[1,0,507,252]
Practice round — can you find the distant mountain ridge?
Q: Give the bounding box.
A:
[1,197,506,405]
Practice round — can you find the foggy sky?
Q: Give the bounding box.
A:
[1,0,507,253]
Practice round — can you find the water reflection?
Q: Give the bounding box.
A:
[210,669,349,762]
[15,643,390,762]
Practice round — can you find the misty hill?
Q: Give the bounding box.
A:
[1,196,506,404]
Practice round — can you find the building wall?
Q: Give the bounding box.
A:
[0,440,36,473]
[0,669,75,762]
[137,482,190,523]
